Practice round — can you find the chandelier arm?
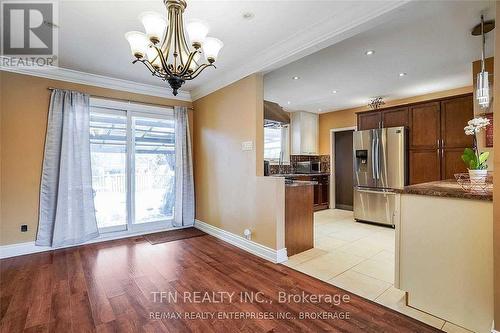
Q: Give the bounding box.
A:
[174,8,180,75]
[178,10,191,68]
[178,51,198,77]
[161,5,175,65]
[175,9,184,71]
[179,11,191,52]
[135,59,161,76]
[186,63,215,80]
[155,46,174,77]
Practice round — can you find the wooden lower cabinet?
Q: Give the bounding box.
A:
[442,148,468,180]
[285,184,314,256]
[312,175,329,211]
[409,149,440,185]
[287,175,329,211]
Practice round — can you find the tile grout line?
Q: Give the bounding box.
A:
[373,284,394,302]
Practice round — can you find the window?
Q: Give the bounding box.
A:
[89,98,175,233]
[264,124,289,164]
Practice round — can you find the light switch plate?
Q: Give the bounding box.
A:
[241,141,253,151]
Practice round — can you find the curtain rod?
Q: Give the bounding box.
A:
[47,87,194,110]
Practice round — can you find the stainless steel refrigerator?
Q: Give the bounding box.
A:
[353,126,406,227]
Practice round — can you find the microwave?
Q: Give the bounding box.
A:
[295,161,321,173]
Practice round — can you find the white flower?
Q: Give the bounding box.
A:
[464,117,490,135]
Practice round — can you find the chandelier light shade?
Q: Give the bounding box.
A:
[186,21,209,48]
[125,0,223,96]
[139,12,167,44]
[125,31,149,58]
[203,37,224,63]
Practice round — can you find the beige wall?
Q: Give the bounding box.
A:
[192,74,285,250]
[494,1,500,328]
[318,86,473,155]
[0,71,192,246]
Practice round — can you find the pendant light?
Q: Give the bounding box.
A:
[472,15,495,109]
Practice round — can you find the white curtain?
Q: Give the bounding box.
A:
[174,106,195,227]
[36,89,99,247]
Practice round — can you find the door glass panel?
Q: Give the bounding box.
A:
[133,116,175,224]
[90,112,127,230]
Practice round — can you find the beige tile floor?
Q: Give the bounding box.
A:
[283,209,474,333]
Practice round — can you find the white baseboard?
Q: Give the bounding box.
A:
[492,321,499,333]
[0,225,189,259]
[194,219,287,264]
[1,222,289,264]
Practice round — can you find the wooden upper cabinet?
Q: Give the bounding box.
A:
[440,96,473,148]
[409,102,441,149]
[290,111,319,155]
[357,112,381,130]
[382,107,409,128]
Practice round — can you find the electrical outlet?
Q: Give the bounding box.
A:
[21,225,28,232]
[241,141,253,151]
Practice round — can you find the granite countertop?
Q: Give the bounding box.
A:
[285,180,317,187]
[397,179,492,201]
[272,172,330,177]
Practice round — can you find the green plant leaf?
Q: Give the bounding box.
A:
[479,152,490,165]
[462,148,477,169]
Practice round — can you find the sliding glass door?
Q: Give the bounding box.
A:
[90,110,128,232]
[89,101,175,234]
[132,114,175,228]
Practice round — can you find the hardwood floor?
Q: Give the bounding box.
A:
[0,234,442,332]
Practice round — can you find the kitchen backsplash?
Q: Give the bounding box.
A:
[269,155,330,175]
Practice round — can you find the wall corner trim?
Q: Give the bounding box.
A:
[194,219,288,264]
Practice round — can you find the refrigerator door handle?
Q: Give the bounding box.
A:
[375,135,380,180]
[371,135,376,180]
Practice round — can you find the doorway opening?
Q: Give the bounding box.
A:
[330,128,355,211]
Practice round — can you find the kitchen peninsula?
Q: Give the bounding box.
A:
[283,180,315,256]
[397,179,493,333]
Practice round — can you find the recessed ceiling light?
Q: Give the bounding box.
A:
[318,108,322,112]
[399,72,407,77]
[242,12,254,20]
[292,76,300,80]
[365,50,375,56]
[287,101,291,105]
[332,90,337,94]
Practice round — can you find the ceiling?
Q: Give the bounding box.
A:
[54,0,407,100]
[264,0,496,113]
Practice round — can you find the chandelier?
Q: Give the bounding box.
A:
[125,0,223,96]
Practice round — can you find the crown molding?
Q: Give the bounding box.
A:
[0,58,192,102]
[190,1,410,101]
